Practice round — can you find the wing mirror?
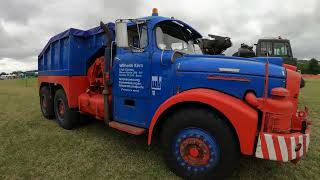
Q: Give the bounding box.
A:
[115,20,129,48]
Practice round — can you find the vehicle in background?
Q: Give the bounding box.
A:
[0,74,17,80]
[234,37,297,66]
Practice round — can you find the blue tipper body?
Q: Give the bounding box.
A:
[38,15,286,128]
[38,23,115,76]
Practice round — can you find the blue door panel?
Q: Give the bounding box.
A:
[113,97,150,126]
[112,50,151,127]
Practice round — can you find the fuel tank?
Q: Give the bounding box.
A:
[78,56,112,120]
[79,93,104,120]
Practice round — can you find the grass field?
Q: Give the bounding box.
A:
[0,78,319,179]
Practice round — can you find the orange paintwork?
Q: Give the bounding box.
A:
[78,93,104,120]
[283,64,297,71]
[245,91,293,133]
[38,76,89,108]
[285,68,306,131]
[148,88,258,155]
[109,121,146,135]
[78,57,112,119]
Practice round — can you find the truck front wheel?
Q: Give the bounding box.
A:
[54,89,78,130]
[40,86,54,119]
[161,107,239,179]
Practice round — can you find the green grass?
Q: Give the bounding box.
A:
[0,78,319,179]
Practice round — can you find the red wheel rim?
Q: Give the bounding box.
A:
[179,137,211,166]
[57,100,65,117]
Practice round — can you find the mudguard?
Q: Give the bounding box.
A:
[39,76,89,108]
[148,88,258,155]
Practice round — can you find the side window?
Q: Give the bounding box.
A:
[261,42,272,55]
[286,43,292,56]
[127,24,148,49]
[274,42,288,56]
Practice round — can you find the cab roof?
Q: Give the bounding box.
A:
[258,38,290,42]
[137,15,202,39]
[39,15,202,57]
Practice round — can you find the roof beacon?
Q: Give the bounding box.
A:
[152,8,158,16]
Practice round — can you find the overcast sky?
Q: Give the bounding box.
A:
[0,0,319,73]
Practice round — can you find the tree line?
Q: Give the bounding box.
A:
[1,70,38,77]
[297,58,320,74]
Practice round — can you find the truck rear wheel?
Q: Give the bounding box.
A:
[40,86,54,119]
[161,107,239,179]
[54,89,79,130]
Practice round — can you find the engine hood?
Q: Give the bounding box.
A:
[176,55,285,78]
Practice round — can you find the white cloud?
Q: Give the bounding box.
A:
[0,0,319,73]
[0,57,37,73]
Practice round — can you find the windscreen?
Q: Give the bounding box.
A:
[155,21,202,54]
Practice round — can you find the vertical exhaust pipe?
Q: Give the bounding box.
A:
[260,54,269,131]
[100,21,113,124]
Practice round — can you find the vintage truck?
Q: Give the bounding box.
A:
[38,8,310,179]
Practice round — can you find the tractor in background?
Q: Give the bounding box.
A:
[234,37,297,66]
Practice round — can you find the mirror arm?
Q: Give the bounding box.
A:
[100,21,112,48]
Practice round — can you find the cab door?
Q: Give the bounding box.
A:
[112,23,151,127]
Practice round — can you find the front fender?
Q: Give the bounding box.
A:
[148,88,258,155]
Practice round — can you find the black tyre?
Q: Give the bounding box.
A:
[54,89,79,130]
[161,107,239,179]
[39,86,55,119]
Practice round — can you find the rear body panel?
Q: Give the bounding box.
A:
[38,23,115,76]
[39,76,88,108]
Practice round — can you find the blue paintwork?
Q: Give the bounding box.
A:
[38,23,115,76]
[173,128,220,171]
[175,55,285,98]
[39,15,286,128]
[208,55,284,67]
[177,55,284,78]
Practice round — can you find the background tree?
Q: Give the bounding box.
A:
[297,58,320,74]
[308,58,320,74]
[297,60,309,74]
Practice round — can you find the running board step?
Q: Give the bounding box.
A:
[108,121,147,135]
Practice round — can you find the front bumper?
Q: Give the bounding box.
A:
[255,130,310,162]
